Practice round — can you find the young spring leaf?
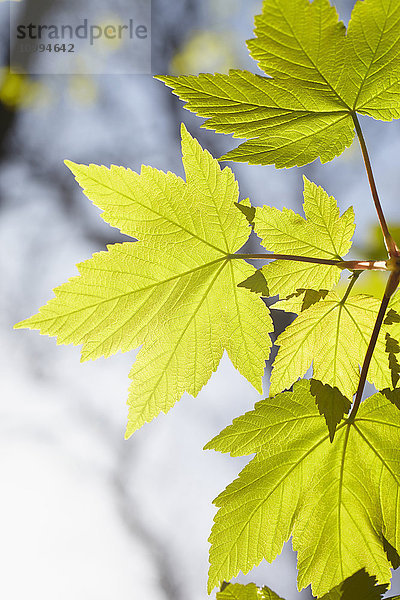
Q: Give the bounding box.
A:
[270,291,393,399]
[235,197,256,226]
[385,334,400,389]
[15,125,273,435]
[309,379,351,442]
[205,380,400,596]
[386,294,400,387]
[217,582,283,600]
[273,289,329,314]
[253,177,355,297]
[157,69,353,169]
[238,270,269,297]
[319,569,388,600]
[216,570,389,600]
[343,0,400,121]
[158,0,400,167]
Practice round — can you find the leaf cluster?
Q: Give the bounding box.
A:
[14,0,400,597]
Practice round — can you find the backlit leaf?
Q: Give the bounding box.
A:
[206,381,400,596]
[270,291,392,398]
[217,582,283,600]
[158,0,400,167]
[238,270,269,297]
[309,379,351,442]
[320,568,388,600]
[254,177,354,297]
[15,125,273,434]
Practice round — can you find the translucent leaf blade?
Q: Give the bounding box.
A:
[217,582,284,600]
[207,381,400,596]
[270,293,393,399]
[158,71,354,168]
[247,0,347,97]
[65,125,248,253]
[158,0,400,167]
[126,258,273,434]
[344,0,400,120]
[16,126,273,432]
[253,177,355,297]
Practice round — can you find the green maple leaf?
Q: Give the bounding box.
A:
[158,0,400,167]
[272,288,329,314]
[270,291,392,399]
[14,125,273,435]
[319,569,389,600]
[385,334,400,389]
[386,294,400,387]
[217,582,283,600]
[253,177,354,297]
[216,570,390,600]
[205,380,400,596]
[238,270,269,297]
[235,197,256,226]
[309,379,351,442]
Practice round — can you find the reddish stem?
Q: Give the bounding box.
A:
[348,270,400,423]
[233,254,388,271]
[352,114,399,258]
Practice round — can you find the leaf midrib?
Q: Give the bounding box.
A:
[258,214,343,257]
[18,255,227,326]
[273,301,338,385]
[306,196,343,258]
[343,302,388,381]
[131,260,229,417]
[208,412,319,455]
[189,140,230,253]
[337,424,351,581]
[355,417,400,430]
[240,113,350,151]
[171,76,349,115]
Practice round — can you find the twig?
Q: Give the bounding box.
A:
[340,271,361,304]
[348,270,400,423]
[232,253,388,271]
[352,113,399,258]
